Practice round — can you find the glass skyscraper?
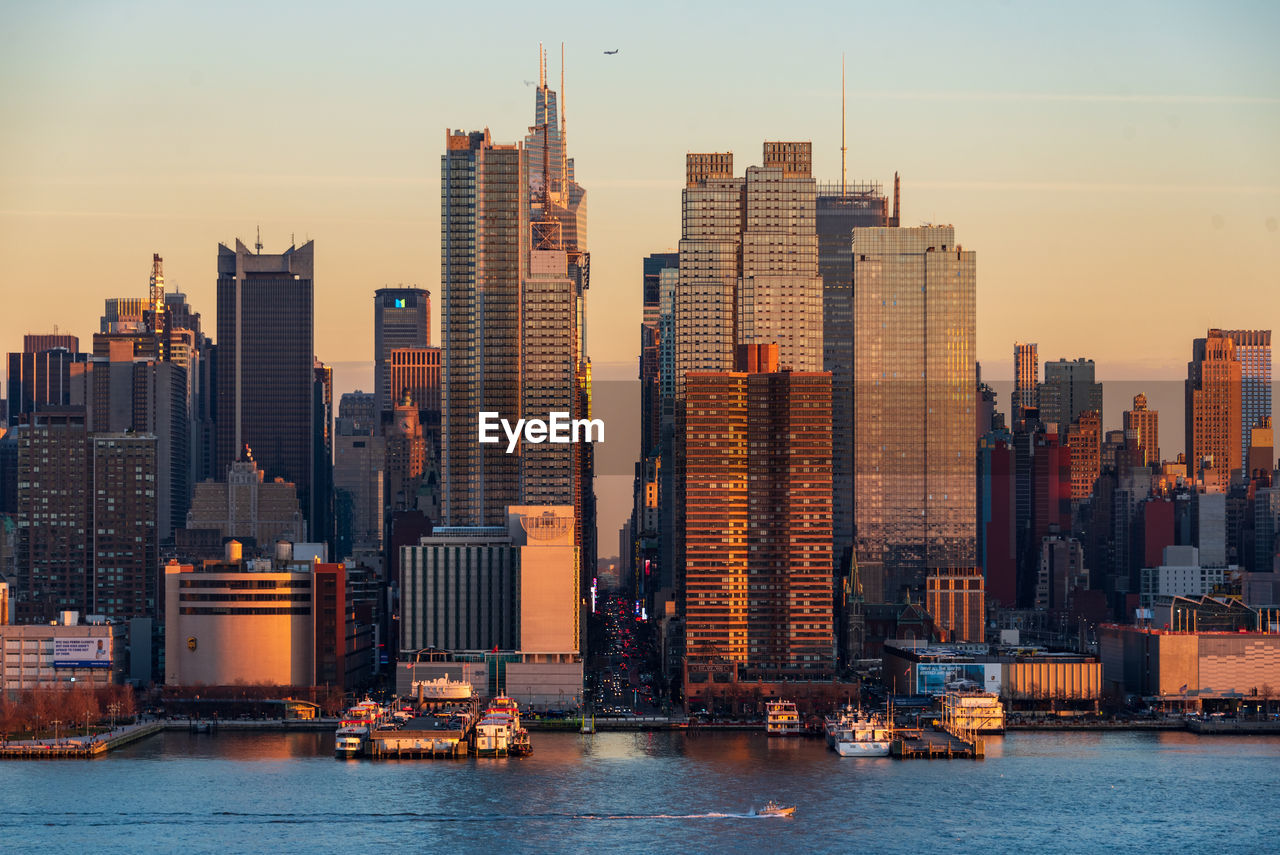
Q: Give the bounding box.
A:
[852,226,977,600]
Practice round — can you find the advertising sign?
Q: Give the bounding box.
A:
[915,662,1002,696]
[53,637,112,668]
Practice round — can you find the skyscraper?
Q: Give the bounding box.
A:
[1221,329,1271,469]
[1013,342,1038,416]
[852,226,976,599]
[6,347,88,427]
[215,239,316,529]
[818,180,889,563]
[1124,393,1160,467]
[736,142,823,373]
[440,129,523,528]
[91,433,159,620]
[1065,410,1102,502]
[684,345,833,676]
[374,287,431,416]
[1186,329,1243,485]
[1038,358,1103,432]
[16,409,89,623]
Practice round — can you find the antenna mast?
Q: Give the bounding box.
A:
[841,54,846,196]
[255,225,263,254]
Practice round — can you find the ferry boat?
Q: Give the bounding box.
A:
[475,696,531,757]
[831,709,892,757]
[765,700,803,736]
[334,699,386,758]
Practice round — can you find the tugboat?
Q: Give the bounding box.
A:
[755,800,796,818]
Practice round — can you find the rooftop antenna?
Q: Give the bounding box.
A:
[255,225,263,254]
[841,54,846,196]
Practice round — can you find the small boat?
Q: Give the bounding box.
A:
[755,801,796,818]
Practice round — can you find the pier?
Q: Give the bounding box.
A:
[892,728,985,760]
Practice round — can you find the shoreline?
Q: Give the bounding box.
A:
[4,714,1278,760]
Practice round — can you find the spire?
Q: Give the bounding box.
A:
[560,42,568,189]
[539,42,546,89]
[841,54,846,196]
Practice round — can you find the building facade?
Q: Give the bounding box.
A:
[852,226,977,599]
[1221,329,1271,470]
[1186,329,1243,485]
[684,346,833,677]
[374,287,431,416]
[215,239,316,531]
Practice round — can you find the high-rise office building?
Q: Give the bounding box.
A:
[641,253,678,459]
[1186,329,1243,485]
[1038,358,1103,432]
[852,226,976,599]
[1221,329,1271,469]
[313,359,334,551]
[6,347,88,426]
[818,180,889,564]
[215,239,316,530]
[333,392,385,559]
[521,52,593,550]
[1013,342,1038,416]
[1124,393,1160,467]
[388,347,441,416]
[440,129,523,527]
[374,287,431,416]
[684,345,833,676]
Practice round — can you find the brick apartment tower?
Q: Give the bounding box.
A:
[684,344,833,677]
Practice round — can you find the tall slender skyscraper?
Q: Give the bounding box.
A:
[374,287,431,416]
[1013,342,1038,416]
[853,226,976,600]
[818,180,889,563]
[215,239,316,528]
[440,129,524,528]
[1221,329,1271,469]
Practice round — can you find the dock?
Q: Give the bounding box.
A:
[367,728,469,758]
[891,728,984,760]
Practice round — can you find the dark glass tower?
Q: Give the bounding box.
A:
[215,239,316,530]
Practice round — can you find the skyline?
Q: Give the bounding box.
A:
[2,1,1277,385]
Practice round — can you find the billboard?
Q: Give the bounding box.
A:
[53,637,112,668]
[915,662,1001,696]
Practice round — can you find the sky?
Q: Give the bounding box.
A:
[2,1,1277,554]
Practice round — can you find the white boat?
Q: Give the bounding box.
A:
[334,724,368,758]
[333,699,385,758]
[475,696,530,757]
[765,700,803,736]
[832,709,892,757]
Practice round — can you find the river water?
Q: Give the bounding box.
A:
[1,729,1277,854]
